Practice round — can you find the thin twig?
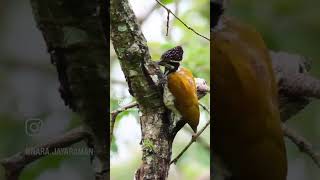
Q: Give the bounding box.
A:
[170,119,211,164]
[185,127,210,151]
[182,103,210,151]
[154,0,210,41]
[166,10,170,36]
[1,127,90,180]
[110,102,138,143]
[200,103,210,114]
[282,124,320,168]
[111,79,128,86]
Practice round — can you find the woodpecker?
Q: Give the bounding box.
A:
[158,46,200,133]
[212,1,287,180]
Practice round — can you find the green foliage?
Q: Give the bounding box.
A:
[161,0,174,5]
[20,156,65,180]
[111,155,141,180]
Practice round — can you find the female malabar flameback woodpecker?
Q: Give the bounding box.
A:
[158,46,200,133]
[212,0,287,180]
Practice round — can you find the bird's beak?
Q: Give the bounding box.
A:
[157,61,164,66]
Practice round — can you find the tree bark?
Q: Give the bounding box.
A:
[110,0,175,179]
[30,0,109,179]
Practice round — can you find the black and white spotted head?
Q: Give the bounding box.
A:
[158,46,184,74]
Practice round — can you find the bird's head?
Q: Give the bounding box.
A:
[158,46,184,74]
[195,78,210,99]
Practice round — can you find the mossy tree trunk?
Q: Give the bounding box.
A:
[110,0,176,179]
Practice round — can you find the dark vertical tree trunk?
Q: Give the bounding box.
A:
[30,0,109,179]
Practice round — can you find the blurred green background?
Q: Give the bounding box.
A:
[0,0,96,179]
[227,0,320,179]
[110,0,210,180]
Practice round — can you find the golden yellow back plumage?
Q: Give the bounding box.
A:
[167,67,200,132]
[212,16,287,180]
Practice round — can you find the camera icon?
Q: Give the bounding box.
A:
[25,118,43,136]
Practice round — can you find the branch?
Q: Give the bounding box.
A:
[271,51,318,100]
[110,102,138,143]
[270,51,318,121]
[282,124,320,168]
[186,127,210,151]
[200,103,210,114]
[280,74,320,98]
[170,103,210,164]
[154,0,210,41]
[170,119,211,164]
[1,127,90,180]
[111,0,172,179]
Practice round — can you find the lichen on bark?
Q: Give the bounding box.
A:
[110,0,176,179]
